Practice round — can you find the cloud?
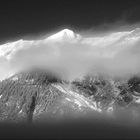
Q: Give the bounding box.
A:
[1,27,140,80]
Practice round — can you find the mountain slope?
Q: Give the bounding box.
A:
[0,69,140,123]
[0,70,103,123]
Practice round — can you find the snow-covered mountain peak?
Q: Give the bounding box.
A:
[47,28,81,41]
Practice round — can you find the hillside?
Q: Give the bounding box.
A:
[0,69,140,124]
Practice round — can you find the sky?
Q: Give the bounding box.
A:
[0,0,140,43]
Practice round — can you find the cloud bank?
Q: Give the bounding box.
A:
[0,27,140,80]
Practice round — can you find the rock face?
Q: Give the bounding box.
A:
[0,69,140,123]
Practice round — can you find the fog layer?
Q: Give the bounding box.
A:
[0,27,140,80]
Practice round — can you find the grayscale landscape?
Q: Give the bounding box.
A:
[0,29,140,127]
[1,1,140,139]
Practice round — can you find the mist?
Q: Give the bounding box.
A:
[1,25,140,80]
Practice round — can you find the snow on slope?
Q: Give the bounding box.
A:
[0,29,81,59]
[47,29,81,42]
[52,84,102,112]
[0,39,33,59]
[33,83,102,122]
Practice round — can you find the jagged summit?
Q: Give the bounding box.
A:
[47,28,81,41]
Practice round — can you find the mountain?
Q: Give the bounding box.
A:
[0,69,102,123]
[0,68,140,124]
[1,28,140,59]
[47,29,81,42]
[0,29,81,61]
[0,28,140,124]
